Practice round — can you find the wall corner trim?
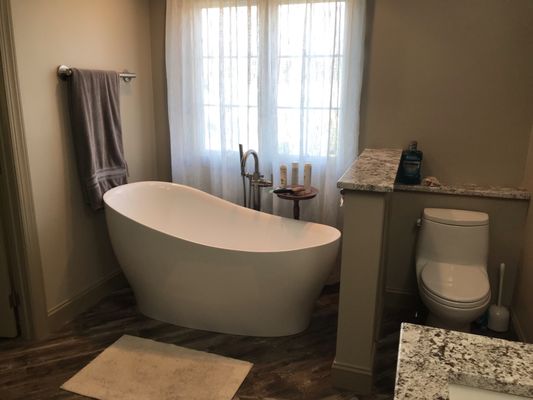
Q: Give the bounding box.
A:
[0,0,49,340]
[511,310,530,344]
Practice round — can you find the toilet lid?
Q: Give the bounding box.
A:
[421,262,490,303]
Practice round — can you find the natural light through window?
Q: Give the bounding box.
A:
[201,5,259,153]
[200,1,345,157]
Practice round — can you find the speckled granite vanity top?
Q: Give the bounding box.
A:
[395,183,530,200]
[338,148,530,200]
[337,148,402,191]
[394,323,533,400]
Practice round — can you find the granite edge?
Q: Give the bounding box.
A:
[395,184,530,201]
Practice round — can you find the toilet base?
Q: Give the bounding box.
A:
[426,313,470,332]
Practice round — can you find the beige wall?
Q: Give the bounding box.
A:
[385,191,528,308]
[360,0,533,186]
[514,126,533,342]
[150,0,171,181]
[10,0,158,314]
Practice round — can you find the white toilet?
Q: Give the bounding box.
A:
[416,208,491,331]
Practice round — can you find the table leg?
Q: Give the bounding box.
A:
[293,199,300,220]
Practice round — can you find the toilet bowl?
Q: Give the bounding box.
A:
[416,208,491,331]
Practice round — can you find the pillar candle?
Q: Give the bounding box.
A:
[304,163,312,191]
[280,164,287,188]
[291,162,299,186]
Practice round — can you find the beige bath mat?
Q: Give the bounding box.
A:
[61,335,253,400]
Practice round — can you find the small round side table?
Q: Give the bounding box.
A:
[275,185,318,220]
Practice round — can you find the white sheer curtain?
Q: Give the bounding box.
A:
[166,0,365,226]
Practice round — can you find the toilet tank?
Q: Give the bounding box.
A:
[416,208,489,274]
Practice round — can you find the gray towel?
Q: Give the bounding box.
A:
[68,68,127,210]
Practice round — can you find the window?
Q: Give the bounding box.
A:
[166,0,363,224]
[201,5,259,152]
[200,1,345,157]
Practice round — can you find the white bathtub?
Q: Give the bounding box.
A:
[103,181,341,336]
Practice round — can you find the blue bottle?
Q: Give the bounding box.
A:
[398,141,423,184]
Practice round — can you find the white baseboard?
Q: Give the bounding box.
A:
[384,287,419,308]
[331,359,373,394]
[47,271,127,332]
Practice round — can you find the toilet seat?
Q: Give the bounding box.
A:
[420,262,490,305]
[420,280,490,309]
[423,208,489,226]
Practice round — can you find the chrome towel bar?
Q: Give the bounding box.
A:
[57,65,136,82]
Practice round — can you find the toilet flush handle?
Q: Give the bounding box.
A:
[416,218,422,228]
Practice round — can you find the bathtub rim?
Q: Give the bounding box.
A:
[103,181,341,254]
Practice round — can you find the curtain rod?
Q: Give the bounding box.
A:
[56,65,136,82]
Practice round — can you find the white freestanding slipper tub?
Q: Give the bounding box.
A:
[103,181,341,336]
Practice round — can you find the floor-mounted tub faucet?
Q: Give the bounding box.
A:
[239,144,272,211]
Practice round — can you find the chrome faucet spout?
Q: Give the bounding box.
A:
[241,149,259,178]
[239,145,267,211]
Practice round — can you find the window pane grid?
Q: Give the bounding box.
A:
[203,104,339,110]
[200,1,344,157]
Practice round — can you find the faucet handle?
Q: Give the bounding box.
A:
[252,177,273,187]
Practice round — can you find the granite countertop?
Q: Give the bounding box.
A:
[337,148,402,192]
[394,323,533,400]
[337,148,530,200]
[395,183,530,200]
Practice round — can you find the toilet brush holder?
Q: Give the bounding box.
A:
[488,304,509,332]
[488,262,510,332]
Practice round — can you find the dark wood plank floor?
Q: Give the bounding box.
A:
[0,284,481,400]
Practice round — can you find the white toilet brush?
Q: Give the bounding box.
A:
[488,263,510,332]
